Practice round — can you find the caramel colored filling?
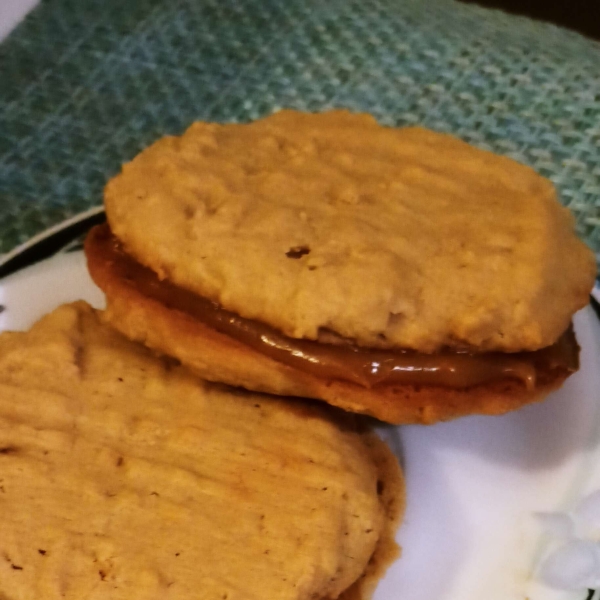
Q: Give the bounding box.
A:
[90,225,579,390]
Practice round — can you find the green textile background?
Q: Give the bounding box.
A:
[1,0,599,259]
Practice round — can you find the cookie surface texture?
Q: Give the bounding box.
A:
[105,110,596,352]
[0,302,403,600]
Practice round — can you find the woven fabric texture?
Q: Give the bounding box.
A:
[1,0,599,259]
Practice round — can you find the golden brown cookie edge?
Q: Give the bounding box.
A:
[85,228,571,425]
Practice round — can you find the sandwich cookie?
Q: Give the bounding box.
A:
[87,110,597,424]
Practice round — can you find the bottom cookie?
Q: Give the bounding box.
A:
[86,225,575,425]
[0,302,404,600]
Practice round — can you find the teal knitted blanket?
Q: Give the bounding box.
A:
[1,0,599,260]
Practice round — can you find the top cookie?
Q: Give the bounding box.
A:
[105,110,596,352]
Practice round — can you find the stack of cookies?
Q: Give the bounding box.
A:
[89,110,594,424]
[0,110,595,599]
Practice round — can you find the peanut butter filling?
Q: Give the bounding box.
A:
[89,225,579,390]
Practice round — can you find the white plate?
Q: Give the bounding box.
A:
[0,0,39,42]
[1,248,599,600]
